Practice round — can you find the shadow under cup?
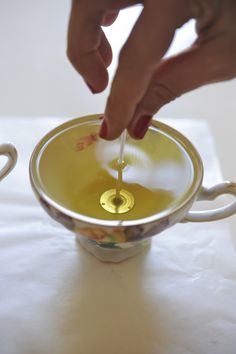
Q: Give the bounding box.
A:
[30,114,203,262]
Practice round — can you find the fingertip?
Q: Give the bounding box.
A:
[128,114,152,139]
[85,81,98,94]
[99,119,122,141]
[99,118,108,139]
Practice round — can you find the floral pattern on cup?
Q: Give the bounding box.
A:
[75,133,98,151]
[74,226,127,244]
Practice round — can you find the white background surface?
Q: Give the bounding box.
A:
[0,1,235,232]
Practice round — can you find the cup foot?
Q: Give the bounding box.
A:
[77,235,151,263]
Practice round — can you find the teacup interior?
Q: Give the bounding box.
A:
[35,119,196,221]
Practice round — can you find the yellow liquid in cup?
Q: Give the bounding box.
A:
[38,122,193,221]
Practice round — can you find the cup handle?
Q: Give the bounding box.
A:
[183,181,236,222]
[0,143,17,182]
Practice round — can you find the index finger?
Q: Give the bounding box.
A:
[103,1,190,139]
[67,1,109,92]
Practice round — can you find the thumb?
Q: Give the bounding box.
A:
[128,37,236,139]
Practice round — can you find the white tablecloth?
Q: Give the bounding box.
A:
[0,117,236,354]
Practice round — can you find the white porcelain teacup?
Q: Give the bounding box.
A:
[2,116,236,262]
[26,114,236,262]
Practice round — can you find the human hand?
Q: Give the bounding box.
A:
[67,0,236,140]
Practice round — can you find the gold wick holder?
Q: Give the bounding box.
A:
[100,188,135,214]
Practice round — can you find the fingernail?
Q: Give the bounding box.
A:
[133,115,152,139]
[86,81,97,94]
[99,119,108,139]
